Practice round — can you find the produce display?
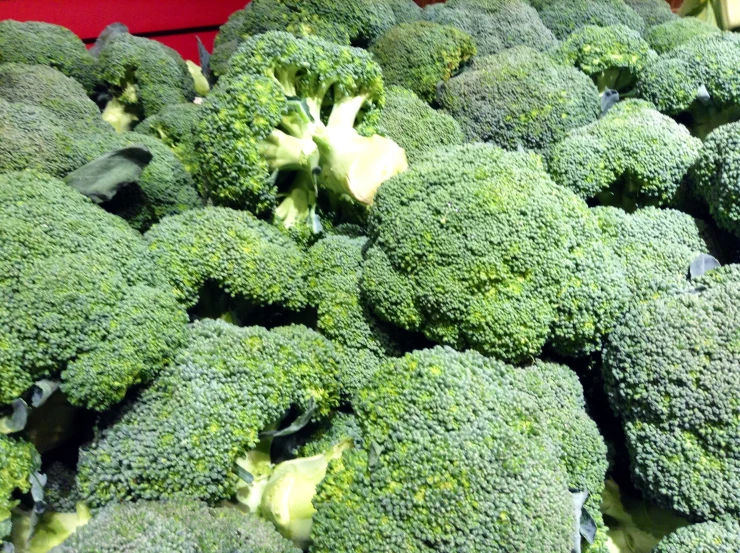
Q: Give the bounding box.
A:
[2,1,740,552]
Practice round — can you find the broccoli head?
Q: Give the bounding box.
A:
[369,21,476,103]
[1,435,39,538]
[636,32,740,138]
[644,17,720,54]
[603,264,740,520]
[546,100,701,210]
[0,20,97,92]
[530,0,646,39]
[624,0,677,28]
[361,143,627,363]
[198,31,407,232]
[439,46,600,150]
[652,520,740,553]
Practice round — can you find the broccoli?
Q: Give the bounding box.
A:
[309,347,609,553]
[603,264,740,520]
[77,319,342,505]
[1,435,39,539]
[553,25,656,93]
[0,171,188,410]
[687,121,740,238]
[42,463,81,514]
[97,31,195,129]
[644,17,720,54]
[369,21,476,104]
[636,33,740,138]
[360,143,627,363]
[52,500,301,553]
[423,0,558,56]
[652,520,740,552]
[624,0,677,28]
[546,100,701,210]
[439,46,600,150]
[529,0,646,39]
[197,31,408,232]
[0,20,97,93]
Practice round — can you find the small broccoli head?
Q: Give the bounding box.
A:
[652,520,740,553]
[644,17,720,54]
[439,47,600,150]
[546,100,702,210]
[1,435,40,536]
[624,0,677,28]
[530,0,645,39]
[0,20,97,92]
[369,21,476,103]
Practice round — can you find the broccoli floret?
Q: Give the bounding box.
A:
[687,121,740,238]
[97,31,195,128]
[77,319,341,505]
[310,347,608,553]
[439,46,600,150]
[1,435,39,538]
[0,20,97,93]
[553,25,656,93]
[360,143,627,363]
[369,21,476,103]
[652,520,740,552]
[0,171,188,409]
[546,100,701,210]
[530,0,646,39]
[423,0,558,56]
[42,463,80,514]
[603,264,740,520]
[197,32,407,232]
[624,0,677,27]
[636,33,740,138]
[52,500,300,553]
[644,17,720,54]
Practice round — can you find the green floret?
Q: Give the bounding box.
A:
[375,85,464,164]
[423,0,558,56]
[554,25,655,93]
[198,31,408,232]
[53,500,300,553]
[688,121,740,238]
[636,33,740,138]
[369,21,476,103]
[439,46,600,150]
[546,100,701,210]
[311,347,609,553]
[529,0,645,39]
[624,0,677,27]
[1,435,40,538]
[97,31,195,128]
[361,143,627,363]
[644,17,720,54]
[77,319,341,505]
[0,20,97,93]
[653,520,740,553]
[603,264,740,520]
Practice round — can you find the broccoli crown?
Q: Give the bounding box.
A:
[311,347,608,553]
[77,319,342,505]
[688,121,740,237]
[644,17,720,54]
[439,46,600,150]
[425,0,558,56]
[53,500,300,553]
[603,264,740,519]
[0,172,188,409]
[97,32,195,119]
[0,20,97,92]
[593,206,720,304]
[652,520,740,552]
[1,435,39,525]
[636,33,740,138]
[554,25,655,92]
[624,0,677,28]
[361,143,627,363]
[530,0,645,39]
[369,21,476,103]
[546,100,701,210]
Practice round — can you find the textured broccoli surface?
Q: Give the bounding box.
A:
[546,100,701,210]
[0,20,97,92]
[624,0,677,27]
[1,435,39,534]
[43,463,81,514]
[652,520,740,553]
[361,143,627,362]
[52,500,300,553]
[439,46,600,150]
[603,264,740,520]
[530,0,645,39]
[644,17,720,54]
[369,21,476,104]
[77,319,341,505]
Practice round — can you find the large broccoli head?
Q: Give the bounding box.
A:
[644,17,720,54]
[439,46,600,150]
[360,143,627,363]
[652,520,740,553]
[546,100,702,210]
[624,0,677,28]
[529,0,646,39]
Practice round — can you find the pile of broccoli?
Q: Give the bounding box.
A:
[4,3,740,553]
